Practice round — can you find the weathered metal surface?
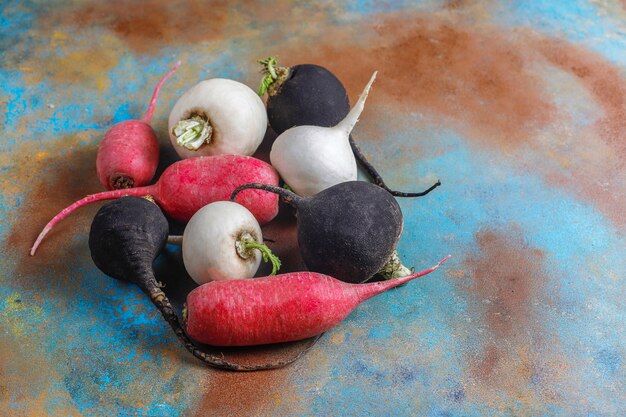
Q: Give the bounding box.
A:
[1,1,624,416]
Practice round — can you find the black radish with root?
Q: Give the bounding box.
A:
[231,181,412,283]
[258,56,440,197]
[88,196,310,371]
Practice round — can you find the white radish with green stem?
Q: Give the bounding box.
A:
[168,79,267,159]
[179,201,280,284]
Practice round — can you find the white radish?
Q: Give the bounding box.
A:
[168,79,267,159]
[269,71,377,197]
[181,201,280,284]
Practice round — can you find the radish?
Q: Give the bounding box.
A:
[88,196,303,371]
[30,155,279,255]
[231,181,415,283]
[185,255,450,346]
[259,57,440,197]
[182,201,281,284]
[97,61,180,190]
[258,57,350,135]
[168,78,267,159]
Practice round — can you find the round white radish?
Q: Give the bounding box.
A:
[168,79,267,159]
[182,201,280,284]
[270,71,377,197]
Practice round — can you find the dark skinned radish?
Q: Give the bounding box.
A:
[232,181,412,283]
[97,61,180,190]
[89,196,306,371]
[258,57,349,135]
[185,255,450,346]
[258,56,440,197]
[30,155,279,255]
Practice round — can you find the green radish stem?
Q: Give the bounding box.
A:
[167,233,281,276]
[258,56,290,96]
[172,115,213,151]
[379,249,412,279]
[238,235,281,276]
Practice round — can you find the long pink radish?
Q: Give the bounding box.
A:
[185,255,451,346]
[97,61,181,190]
[31,155,279,255]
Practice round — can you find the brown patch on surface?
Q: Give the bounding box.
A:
[5,136,100,289]
[463,227,547,385]
[45,0,228,53]
[533,36,626,229]
[193,343,306,417]
[285,16,555,147]
[468,229,544,339]
[38,48,121,90]
[471,342,500,380]
[445,0,473,9]
[459,227,556,409]
[537,38,626,161]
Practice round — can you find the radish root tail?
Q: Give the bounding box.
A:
[349,134,441,197]
[142,60,181,124]
[30,187,154,256]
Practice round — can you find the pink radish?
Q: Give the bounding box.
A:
[30,155,279,255]
[97,61,181,190]
[185,255,451,346]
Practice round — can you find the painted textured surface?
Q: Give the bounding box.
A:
[1,0,625,416]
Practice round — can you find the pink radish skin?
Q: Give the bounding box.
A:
[30,155,279,255]
[185,255,451,346]
[97,61,181,190]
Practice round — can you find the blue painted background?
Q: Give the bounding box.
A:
[1,1,624,416]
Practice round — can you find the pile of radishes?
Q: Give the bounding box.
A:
[31,58,448,371]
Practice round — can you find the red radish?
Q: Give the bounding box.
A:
[97,61,181,190]
[30,155,279,255]
[185,255,450,346]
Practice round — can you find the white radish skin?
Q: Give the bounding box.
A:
[168,79,267,159]
[270,71,377,197]
[182,201,263,284]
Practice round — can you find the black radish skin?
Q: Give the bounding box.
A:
[265,63,350,134]
[88,196,306,371]
[258,57,440,198]
[231,181,405,283]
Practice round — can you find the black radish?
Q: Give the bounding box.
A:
[231,181,412,283]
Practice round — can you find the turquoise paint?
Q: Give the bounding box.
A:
[501,0,626,66]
